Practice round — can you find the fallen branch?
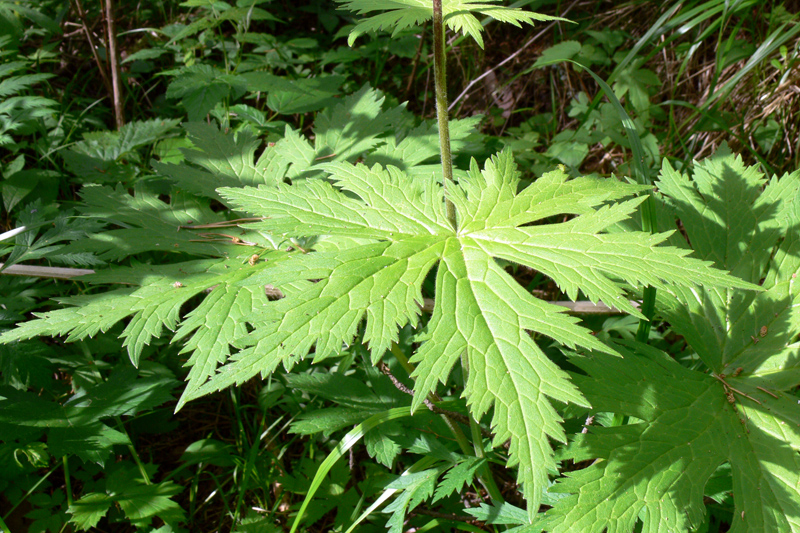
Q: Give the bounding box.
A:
[0,263,638,315]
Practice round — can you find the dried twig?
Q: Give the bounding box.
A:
[71,0,113,99]
[103,0,125,129]
[0,263,636,314]
[377,362,493,439]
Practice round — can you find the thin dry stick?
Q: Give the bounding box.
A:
[71,0,113,99]
[376,362,493,438]
[0,263,637,314]
[103,0,125,129]
[405,22,427,98]
[448,0,580,112]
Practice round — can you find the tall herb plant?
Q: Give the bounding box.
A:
[2,1,800,531]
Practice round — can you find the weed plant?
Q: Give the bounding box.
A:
[1,1,800,532]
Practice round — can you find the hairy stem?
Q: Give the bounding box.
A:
[432,0,457,229]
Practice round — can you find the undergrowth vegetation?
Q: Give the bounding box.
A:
[1,0,800,532]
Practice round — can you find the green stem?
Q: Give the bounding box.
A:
[635,196,658,342]
[461,354,504,503]
[63,456,73,507]
[390,343,503,503]
[432,0,457,229]
[2,463,57,521]
[115,416,151,485]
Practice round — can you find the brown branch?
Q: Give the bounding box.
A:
[376,362,494,439]
[0,264,636,314]
[71,0,113,99]
[103,0,125,129]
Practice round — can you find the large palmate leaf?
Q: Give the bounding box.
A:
[543,148,800,532]
[61,118,180,183]
[155,86,459,200]
[0,255,286,404]
[195,150,753,512]
[0,95,484,404]
[544,341,800,533]
[338,0,568,48]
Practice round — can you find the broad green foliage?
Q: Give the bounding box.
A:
[4,0,799,530]
[2,112,757,520]
[0,364,176,463]
[0,42,56,148]
[338,0,567,48]
[543,149,800,532]
[68,465,185,529]
[1,202,105,269]
[199,147,750,512]
[61,119,181,184]
[0,86,485,410]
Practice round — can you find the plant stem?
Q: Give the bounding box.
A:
[461,354,504,503]
[390,343,504,503]
[115,416,151,485]
[63,456,74,507]
[432,0,457,230]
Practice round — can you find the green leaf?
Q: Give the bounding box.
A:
[530,41,581,70]
[1,204,105,269]
[313,84,406,162]
[242,72,345,114]
[154,122,300,201]
[0,365,177,464]
[68,493,114,531]
[290,407,372,436]
[201,149,749,513]
[364,115,482,176]
[166,65,246,121]
[112,480,185,527]
[544,342,800,533]
[384,467,445,533]
[464,502,529,525]
[432,455,484,502]
[285,372,398,409]
[61,119,180,184]
[338,0,569,49]
[157,88,412,195]
[0,257,280,372]
[67,119,181,162]
[364,427,402,467]
[174,267,271,407]
[57,185,231,261]
[545,148,800,532]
